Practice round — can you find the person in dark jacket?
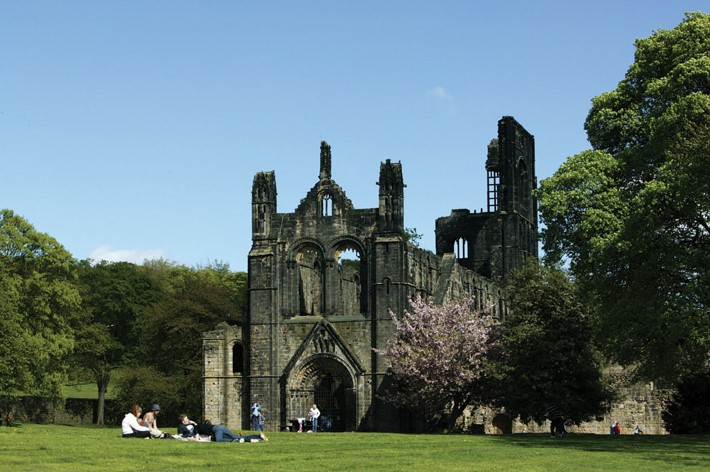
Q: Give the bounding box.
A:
[546,405,566,438]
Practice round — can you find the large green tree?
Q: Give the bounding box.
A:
[74,260,161,424]
[539,12,710,383]
[113,263,242,424]
[0,209,81,401]
[492,264,613,425]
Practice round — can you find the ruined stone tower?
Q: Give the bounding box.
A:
[435,116,538,284]
[203,116,537,432]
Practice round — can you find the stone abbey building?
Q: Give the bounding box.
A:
[202,116,538,432]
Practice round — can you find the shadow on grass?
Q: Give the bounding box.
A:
[487,434,709,469]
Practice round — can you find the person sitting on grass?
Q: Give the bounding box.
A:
[612,422,621,435]
[177,414,211,441]
[121,404,151,438]
[142,404,162,430]
[142,404,175,439]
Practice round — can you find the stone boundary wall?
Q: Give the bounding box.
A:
[2,397,123,427]
[459,380,669,435]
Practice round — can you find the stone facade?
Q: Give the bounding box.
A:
[203,116,539,432]
[202,323,245,428]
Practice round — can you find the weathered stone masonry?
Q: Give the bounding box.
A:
[203,116,536,432]
[203,115,666,434]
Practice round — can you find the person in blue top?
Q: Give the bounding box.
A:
[251,401,262,431]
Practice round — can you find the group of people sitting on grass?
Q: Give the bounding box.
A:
[121,403,268,443]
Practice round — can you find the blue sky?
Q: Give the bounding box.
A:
[1,1,706,271]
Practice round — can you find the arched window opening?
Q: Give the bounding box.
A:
[454,238,468,259]
[321,194,333,217]
[336,245,363,315]
[297,245,324,316]
[232,343,244,374]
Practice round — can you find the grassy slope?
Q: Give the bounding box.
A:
[63,383,116,400]
[1,424,708,472]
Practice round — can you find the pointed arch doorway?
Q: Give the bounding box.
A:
[287,355,356,432]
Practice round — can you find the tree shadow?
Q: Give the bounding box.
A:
[487,434,710,469]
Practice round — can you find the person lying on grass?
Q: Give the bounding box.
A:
[177,415,268,443]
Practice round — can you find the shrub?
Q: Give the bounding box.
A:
[663,368,710,434]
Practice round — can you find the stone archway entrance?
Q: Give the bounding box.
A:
[491,413,513,434]
[287,356,356,432]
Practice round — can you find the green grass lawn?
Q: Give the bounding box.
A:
[63,382,115,400]
[1,424,708,472]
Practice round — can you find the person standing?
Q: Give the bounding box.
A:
[546,405,566,438]
[308,404,321,433]
[251,401,261,431]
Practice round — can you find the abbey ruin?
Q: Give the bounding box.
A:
[203,116,666,434]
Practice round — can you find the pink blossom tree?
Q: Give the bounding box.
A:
[377,296,499,431]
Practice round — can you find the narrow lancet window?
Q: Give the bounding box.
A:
[321,194,333,216]
[454,238,468,259]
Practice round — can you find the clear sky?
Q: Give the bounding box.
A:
[1,1,706,272]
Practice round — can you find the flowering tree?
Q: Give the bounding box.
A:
[377,296,499,431]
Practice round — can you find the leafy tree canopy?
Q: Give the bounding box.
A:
[73,260,162,424]
[492,263,614,425]
[663,367,710,434]
[113,264,243,423]
[539,12,710,383]
[0,209,81,400]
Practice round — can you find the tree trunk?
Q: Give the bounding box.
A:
[96,375,110,425]
[446,396,473,432]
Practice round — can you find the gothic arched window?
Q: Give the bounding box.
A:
[321,193,333,216]
[335,245,363,315]
[454,238,468,259]
[296,245,324,316]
